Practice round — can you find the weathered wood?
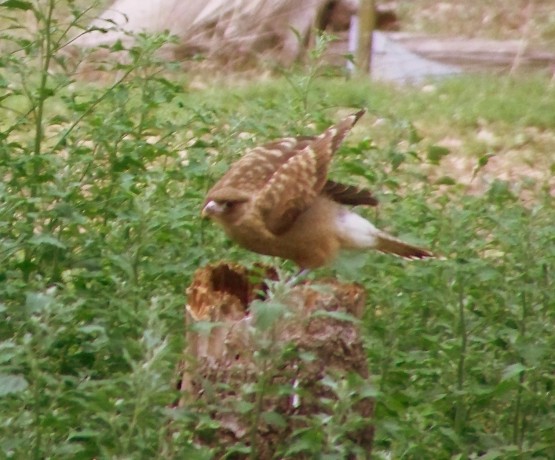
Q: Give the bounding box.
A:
[391,33,555,69]
[355,0,376,75]
[179,262,374,458]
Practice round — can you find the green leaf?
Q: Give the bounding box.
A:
[78,324,107,335]
[332,250,367,279]
[390,151,406,170]
[477,449,505,460]
[262,411,287,429]
[408,124,423,144]
[0,341,18,364]
[435,175,456,185]
[25,291,55,313]
[311,309,359,324]
[358,384,379,399]
[0,0,33,10]
[222,444,250,458]
[251,299,287,331]
[427,145,450,164]
[188,320,224,335]
[478,446,520,459]
[501,363,526,381]
[234,400,255,414]
[285,429,322,455]
[478,153,493,168]
[0,373,28,396]
[67,429,99,441]
[29,233,66,249]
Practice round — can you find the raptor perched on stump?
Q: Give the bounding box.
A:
[202,110,433,268]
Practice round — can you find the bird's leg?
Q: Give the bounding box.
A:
[285,268,311,288]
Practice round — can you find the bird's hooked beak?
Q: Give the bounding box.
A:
[201,200,225,218]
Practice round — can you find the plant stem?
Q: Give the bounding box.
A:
[513,291,528,449]
[33,0,55,160]
[454,278,467,436]
[21,0,56,281]
[250,354,270,460]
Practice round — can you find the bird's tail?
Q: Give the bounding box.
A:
[374,231,434,259]
[337,210,434,259]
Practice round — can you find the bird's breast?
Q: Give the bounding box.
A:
[219,214,277,255]
[216,197,344,268]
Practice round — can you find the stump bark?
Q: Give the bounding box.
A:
[179,262,374,458]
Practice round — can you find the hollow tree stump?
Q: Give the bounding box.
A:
[179,262,374,458]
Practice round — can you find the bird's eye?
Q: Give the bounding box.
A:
[219,201,235,211]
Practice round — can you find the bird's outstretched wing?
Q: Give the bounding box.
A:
[253,110,366,235]
[205,134,319,205]
[205,110,366,234]
[323,180,378,206]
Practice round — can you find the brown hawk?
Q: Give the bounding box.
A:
[202,110,433,269]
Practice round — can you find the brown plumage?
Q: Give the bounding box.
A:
[202,110,433,269]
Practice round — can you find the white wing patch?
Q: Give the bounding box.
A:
[335,209,379,249]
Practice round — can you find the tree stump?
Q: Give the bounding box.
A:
[179,262,374,458]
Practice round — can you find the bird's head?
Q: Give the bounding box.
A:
[202,187,250,224]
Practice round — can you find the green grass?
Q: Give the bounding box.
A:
[1,1,555,458]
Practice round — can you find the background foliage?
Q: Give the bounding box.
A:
[0,1,554,458]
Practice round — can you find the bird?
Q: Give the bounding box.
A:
[202,109,433,269]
